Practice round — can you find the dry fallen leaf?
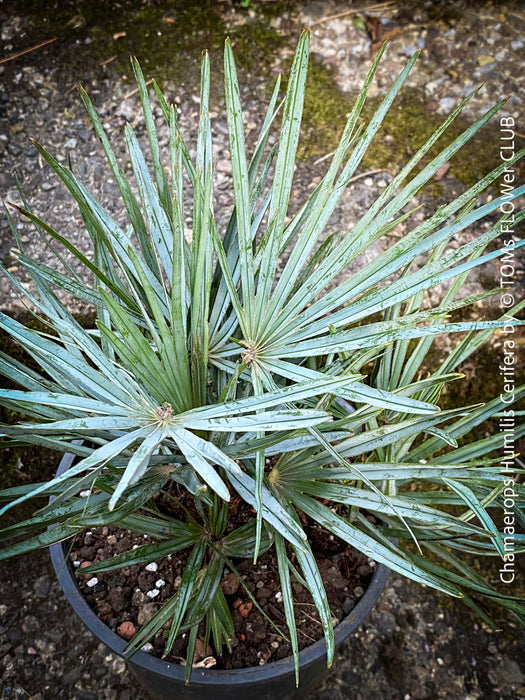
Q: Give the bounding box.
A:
[193,656,217,669]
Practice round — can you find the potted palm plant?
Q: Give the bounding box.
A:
[0,30,523,699]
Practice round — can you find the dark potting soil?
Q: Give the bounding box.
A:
[71,521,374,670]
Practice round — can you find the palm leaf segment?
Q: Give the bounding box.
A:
[1,31,524,671]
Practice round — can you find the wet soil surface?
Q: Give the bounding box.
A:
[73,522,372,669]
[0,443,524,697]
[1,0,524,698]
[1,484,524,700]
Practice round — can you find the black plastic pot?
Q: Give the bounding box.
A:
[50,452,390,700]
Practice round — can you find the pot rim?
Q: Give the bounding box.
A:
[50,451,390,685]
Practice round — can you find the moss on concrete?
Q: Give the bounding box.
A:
[15,0,286,87]
[297,59,524,190]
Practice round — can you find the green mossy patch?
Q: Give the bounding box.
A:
[15,0,287,86]
[297,60,524,190]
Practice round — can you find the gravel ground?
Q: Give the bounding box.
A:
[0,1,524,698]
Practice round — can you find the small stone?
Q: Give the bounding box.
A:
[216,159,231,174]
[7,628,21,642]
[155,579,166,588]
[494,658,524,685]
[220,572,240,596]
[354,586,364,597]
[34,575,51,598]
[146,589,159,599]
[6,143,22,156]
[117,621,136,641]
[238,601,253,618]
[439,97,455,113]
[41,181,55,191]
[63,667,82,685]
[477,55,495,66]
[86,577,98,588]
[141,643,154,653]
[376,611,396,637]
[137,604,157,626]
[107,586,127,613]
[118,99,136,121]
[79,561,93,578]
[95,600,112,623]
[326,566,346,590]
[132,589,147,606]
[145,562,158,572]
[256,587,271,601]
[342,598,355,615]
[194,637,213,661]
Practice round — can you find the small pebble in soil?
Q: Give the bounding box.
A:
[117,621,136,641]
[155,579,166,588]
[141,643,154,653]
[220,572,239,595]
[145,562,158,572]
[275,591,282,602]
[238,602,253,618]
[79,561,92,578]
[146,589,160,599]
[86,577,98,588]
